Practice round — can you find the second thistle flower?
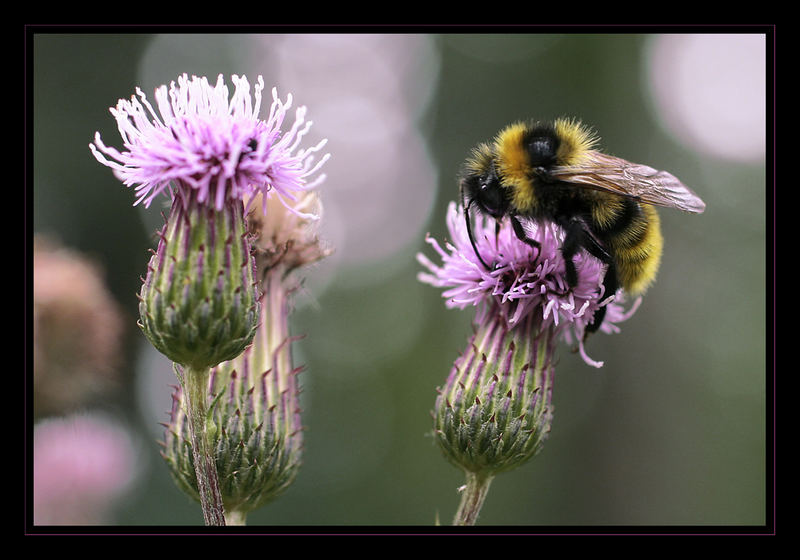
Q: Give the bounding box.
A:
[419,203,641,523]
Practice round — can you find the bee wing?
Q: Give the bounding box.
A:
[552,151,706,214]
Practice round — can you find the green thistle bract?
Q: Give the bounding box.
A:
[161,190,330,523]
[434,310,554,478]
[138,194,259,371]
[162,358,303,515]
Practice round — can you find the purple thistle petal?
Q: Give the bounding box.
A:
[418,202,641,368]
[90,74,329,217]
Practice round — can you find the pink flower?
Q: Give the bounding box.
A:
[90,74,328,217]
[33,414,137,525]
[418,203,640,367]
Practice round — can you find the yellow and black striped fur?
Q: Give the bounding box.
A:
[460,119,705,333]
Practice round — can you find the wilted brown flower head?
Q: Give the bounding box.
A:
[246,191,332,278]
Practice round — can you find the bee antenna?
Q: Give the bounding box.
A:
[461,192,491,271]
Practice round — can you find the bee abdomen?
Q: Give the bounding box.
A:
[593,199,663,295]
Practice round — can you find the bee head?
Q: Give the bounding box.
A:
[460,156,510,270]
[466,172,508,219]
[461,143,509,219]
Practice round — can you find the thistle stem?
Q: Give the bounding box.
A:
[182,365,226,526]
[453,471,494,526]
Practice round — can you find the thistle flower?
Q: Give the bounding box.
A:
[418,202,640,524]
[90,74,328,526]
[161,191,330,525]
[89,74,328,215]
[91,73,328,370]
[418,202,640,368]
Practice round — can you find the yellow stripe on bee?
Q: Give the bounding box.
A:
[590,194,624,230]
[494,122,529,181]
[494,122,537,212]
[492,119,599,213]
[615,205,663,294]
[464,142,494,175]
[553,118,598,166]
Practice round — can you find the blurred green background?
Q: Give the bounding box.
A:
[31,31,769,528]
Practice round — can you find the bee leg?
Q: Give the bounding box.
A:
[586,262,618,335]
[559,219,616,334]
[559,219,591,290]
[510,215,541,257]
[463,200,492,270]
[572,227,617,336]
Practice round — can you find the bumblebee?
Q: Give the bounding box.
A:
[460,118,706,333]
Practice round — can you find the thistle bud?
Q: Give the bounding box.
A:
[161,190,330,525]
[138,193,259,371]
[434,311,554,479]
[162,351,303,523]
